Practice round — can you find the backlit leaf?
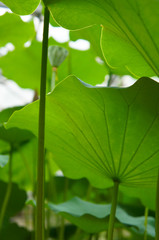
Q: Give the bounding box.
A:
[1,0,40,15]
[46,0,159,77]
[6,76,159,188]
[0,13,35,48]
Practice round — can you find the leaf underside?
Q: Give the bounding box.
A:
[1,0,40,15]
[46,0,159,77]
[6,76,159,188]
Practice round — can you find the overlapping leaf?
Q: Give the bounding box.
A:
[48,197,155,236]
[6,76,159,188]
[1,0,40,15]
[46,0,159,77]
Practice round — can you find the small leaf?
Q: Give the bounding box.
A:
[0,155,9,168]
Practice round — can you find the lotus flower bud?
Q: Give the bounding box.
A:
[48,45,68,68]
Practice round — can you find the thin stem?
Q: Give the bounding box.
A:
[67,42,72,75]
[144,207,149,240]
[50,67,57,92]
[58,178,69,240]
[35,6,50,240]
[0,145,13,232]
[155,170,159,240]
[107,181,119,240]
[46,154,58,239]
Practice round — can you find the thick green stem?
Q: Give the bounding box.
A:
[0,145,13,232]
[35,6,50,240]
[144,207,149,240]
[155,170,159,240]
[107,181,119,240]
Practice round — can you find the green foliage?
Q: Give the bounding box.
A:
[1,0,40,15]
[0,13,35,48]
[0,41,43,90]
[6,76,159,188]
[46,0,159,77]
[0,1,159,240]
[0,37,108,91]
[0,107,34,145]
[48,196,155,237]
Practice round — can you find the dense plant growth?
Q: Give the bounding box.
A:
[0,0,159,239]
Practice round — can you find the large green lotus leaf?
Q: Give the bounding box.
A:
[1,0,40,15]
[70,25,104,60]
[48,197,155,236]
[6,76,159,188]
[0,13,35,48]
[69,25,128,76]
[46,0,159,77]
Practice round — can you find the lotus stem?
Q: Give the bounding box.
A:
[35,6,50,240]
[107,181,119,240]
[0,145,13,233]
[144,207,149,240]
[155,170,159,240]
